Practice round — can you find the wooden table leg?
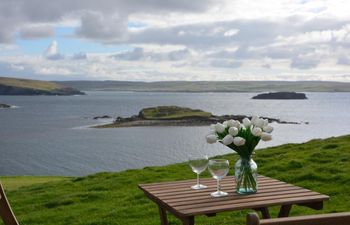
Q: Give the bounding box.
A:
[254,207,271,219]
[181,216,194,225]
[278,204,292,218]
[159,206,168,225]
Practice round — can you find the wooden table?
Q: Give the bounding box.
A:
[138,175,329,225]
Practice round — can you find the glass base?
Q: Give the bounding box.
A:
[191,184,207,190]
[237,187,257,195]
[210,191,228,197]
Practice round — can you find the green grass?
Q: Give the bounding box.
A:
[1,135,350,225]
[140,106,212,120]
[1,177,69,190]
[0,77,63,91]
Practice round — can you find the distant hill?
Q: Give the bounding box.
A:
[56,80,350,92]
[0,77,84,95]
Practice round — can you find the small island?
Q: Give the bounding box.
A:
[0,77,85,96]
[252,92,307,100]
[93,106,298,128]
[0,103,11,108]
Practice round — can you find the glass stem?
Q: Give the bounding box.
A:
[197,173,200,186]
[217,179,220,192]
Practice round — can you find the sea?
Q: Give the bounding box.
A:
[1,91,350,176]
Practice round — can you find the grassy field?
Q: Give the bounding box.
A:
[1,135,350,225]
[140,106,212,120]
[0,77,63,91]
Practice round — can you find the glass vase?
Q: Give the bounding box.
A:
[234,157,258,194]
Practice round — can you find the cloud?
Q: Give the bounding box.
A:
[290,56,319,70]
[72,52,87,60]
[337,55,350,65]
[75,11,128,41]
[168,49,191,61]
[1,0,350,81]
[261,64,271,69]
[19,25,55,40]
[210,60,242,68]
[0,0,213,43]
[112,47,144,61]
[112,47,191,61]
[44,41,64,60]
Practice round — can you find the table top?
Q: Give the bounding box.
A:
[138,175,329,217]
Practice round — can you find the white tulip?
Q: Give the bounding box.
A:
[263,119,269,127]
[231,120,241,129]
[233,137,246,146]
[263,125,274,133]
[251,127,262,137]
[243,118,251,128]
[210,124,216,131]
[223,120,229,127]
[214,123,226,133]
[251,115,259,125]
[206,134,218,144]
[261,132,272,141]
[255,118,265,128]
[222,134,234,145]
[226,119,236,127]
[229,127,239,136]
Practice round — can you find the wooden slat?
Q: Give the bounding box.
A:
[174,192,322,211]
[146,178,284,194]
[162,184,304,203]
[168,188,311,207]
[149,180,287,198]
[181,195,328,215]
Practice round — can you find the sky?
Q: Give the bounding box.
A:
[0,0,350,81]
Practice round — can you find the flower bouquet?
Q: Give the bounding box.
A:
[206,116,273,194]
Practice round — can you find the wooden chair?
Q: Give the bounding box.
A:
[246,212,350,225]
[0,182,19,225]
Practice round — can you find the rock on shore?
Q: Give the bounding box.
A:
[0,103,11,108]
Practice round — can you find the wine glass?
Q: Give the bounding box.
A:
[208,159,229,197]
[189,155,209,190]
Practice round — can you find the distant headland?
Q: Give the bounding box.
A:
[0,77,85,96]
[252,92,307,100]
[93,106,300,128]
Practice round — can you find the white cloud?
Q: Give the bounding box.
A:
[44,40,64,60]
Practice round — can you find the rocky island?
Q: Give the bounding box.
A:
[0,103,11,108]
[93,106,299,128]
[252,92,307,100]
[0,77,84,95]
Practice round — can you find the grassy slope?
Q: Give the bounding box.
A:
[1,135,350,225]
[0,77,63,91]
[140,106,212,119]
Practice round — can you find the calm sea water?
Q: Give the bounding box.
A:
[1,91,350,176]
